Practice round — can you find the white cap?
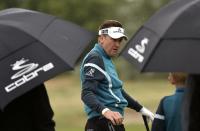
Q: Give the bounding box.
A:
[98,27,128,40]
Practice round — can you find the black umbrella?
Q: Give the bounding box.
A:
[121,1,200,131]
[121,0,200,73]
[0,8,94,110]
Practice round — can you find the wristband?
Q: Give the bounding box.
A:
[102,108,110,115]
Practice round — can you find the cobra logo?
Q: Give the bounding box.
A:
[11,58,39,80]
[128,37,149,63]
[4,58,54,93]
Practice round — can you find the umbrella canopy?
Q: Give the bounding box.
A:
[0,8,95,110]
[121,0,200,73]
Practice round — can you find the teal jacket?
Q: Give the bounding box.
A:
[152,87,186,131]
[80,44,142,119]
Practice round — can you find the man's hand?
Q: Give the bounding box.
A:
[102,108,123,125]
[140,107,155,121]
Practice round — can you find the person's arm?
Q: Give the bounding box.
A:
[122,89,154,121]
[122,89,143,111]
[151,98,166,131]
[81,53,106,113]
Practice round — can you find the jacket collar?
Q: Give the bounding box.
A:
[93,43,110,59]
[175,87,186,93]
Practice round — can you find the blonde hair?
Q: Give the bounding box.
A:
[170,72,187,84]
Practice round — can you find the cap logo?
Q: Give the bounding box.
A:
[101,29,108,34]
[113,28,122,33]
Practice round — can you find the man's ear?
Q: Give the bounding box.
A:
[98,35,104,44]
[168,74,176,85]
[171,76,177,85]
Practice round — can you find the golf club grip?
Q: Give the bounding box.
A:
[108,121,116,131]
[142,115,150,131]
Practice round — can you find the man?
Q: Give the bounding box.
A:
[0,84,55,131]
[80,20,154,131]
[151,72,187,131]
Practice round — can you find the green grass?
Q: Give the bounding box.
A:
[45,74,174,131]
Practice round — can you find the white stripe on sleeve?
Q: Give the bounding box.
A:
[155,114,165,120]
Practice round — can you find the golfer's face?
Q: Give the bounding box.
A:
[101,35,123,57]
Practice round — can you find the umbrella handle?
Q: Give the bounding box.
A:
[142,115,150,131]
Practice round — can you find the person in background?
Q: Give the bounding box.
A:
[182,74,200,131]
[151,72,187,131]
[80,19,154,131]
[0,84,55,131]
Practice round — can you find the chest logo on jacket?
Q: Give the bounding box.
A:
[4,58,54,93]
